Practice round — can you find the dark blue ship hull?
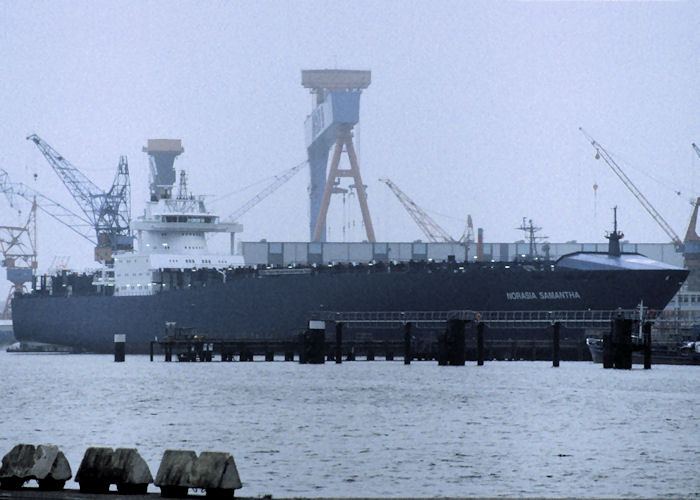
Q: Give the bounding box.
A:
[11,254,689,353]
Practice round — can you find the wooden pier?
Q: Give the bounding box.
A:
[144,308,656,368]
[148,336,590,364]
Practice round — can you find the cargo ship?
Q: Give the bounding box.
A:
[10,140,689,353]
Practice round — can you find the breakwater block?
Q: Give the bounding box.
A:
[75,447,153,494]
[0,444,72,490]
[155,449,241,498]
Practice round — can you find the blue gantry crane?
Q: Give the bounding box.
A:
[302,69,375,242]
[26,134,132,262]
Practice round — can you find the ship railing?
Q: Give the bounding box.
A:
[259,268,313,276]
[652,318,700,329]
[312,309,661,329]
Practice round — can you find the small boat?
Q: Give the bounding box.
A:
[6,341,73,354]
[586,337,700,365]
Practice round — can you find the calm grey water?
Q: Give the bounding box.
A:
[0,351,698,498]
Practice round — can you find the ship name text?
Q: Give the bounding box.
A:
[506,291,582,300]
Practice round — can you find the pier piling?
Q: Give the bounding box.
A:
[552,322,560,367]
[300,321,325,364]
[113,334,125,363]
[602,333,613,368]
[403,322,412,365]
[613,316,634,369]
[383,341,393,360]
[335,322,342,364]
[437,330,447,365]
[643,321,652,369]
[476,322,484,366]
[284,343,295,361]
[447,319,466,366]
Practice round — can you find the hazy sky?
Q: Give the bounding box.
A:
[0,0,698,277]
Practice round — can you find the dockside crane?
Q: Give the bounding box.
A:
[0,200,37,319]
[0,168,102,314]
[460,215,474,244]
[379,178,469,243]
[0,168,94,245]
[26,134,132,262]
[579,127,684,251]
[225,161,307,222]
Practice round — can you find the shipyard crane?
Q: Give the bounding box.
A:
[0,200,37,319]
[579,128,684,251]
[380,178,464,243]
[459,215,474,244]
[26,134,132,262]
[0,168,95,245]
[225,161,307,222]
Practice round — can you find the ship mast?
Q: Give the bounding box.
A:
[605,206,623,257]
[516,218,547,260]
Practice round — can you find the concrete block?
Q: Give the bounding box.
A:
[33,445,71,490]
[75,447,114,493]
[0,444,71,490]
[76,447,153,494]
[113,448,153,494]
[190,452,241,490]
[154,450,241,498]
[155,449,196,497]
[0,444,35,487]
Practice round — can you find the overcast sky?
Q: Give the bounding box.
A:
[0,0,698,279]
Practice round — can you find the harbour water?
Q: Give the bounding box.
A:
[0,351,698,498]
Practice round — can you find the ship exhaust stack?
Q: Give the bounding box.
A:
[142,140,184,201]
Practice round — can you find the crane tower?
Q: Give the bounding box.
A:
[27,134,132,263]
[302,69,375,242]
[0,200,37,319]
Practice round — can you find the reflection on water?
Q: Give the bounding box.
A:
[0,352,698,498]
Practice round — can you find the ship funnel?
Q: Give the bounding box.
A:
[143,139,184,200]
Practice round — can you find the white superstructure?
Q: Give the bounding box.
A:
[99,139,245,296]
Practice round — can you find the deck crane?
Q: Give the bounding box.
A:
[579,128,684,251]
[26,134,132,262]
[225,161,307,222]
[379,178,468,243]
